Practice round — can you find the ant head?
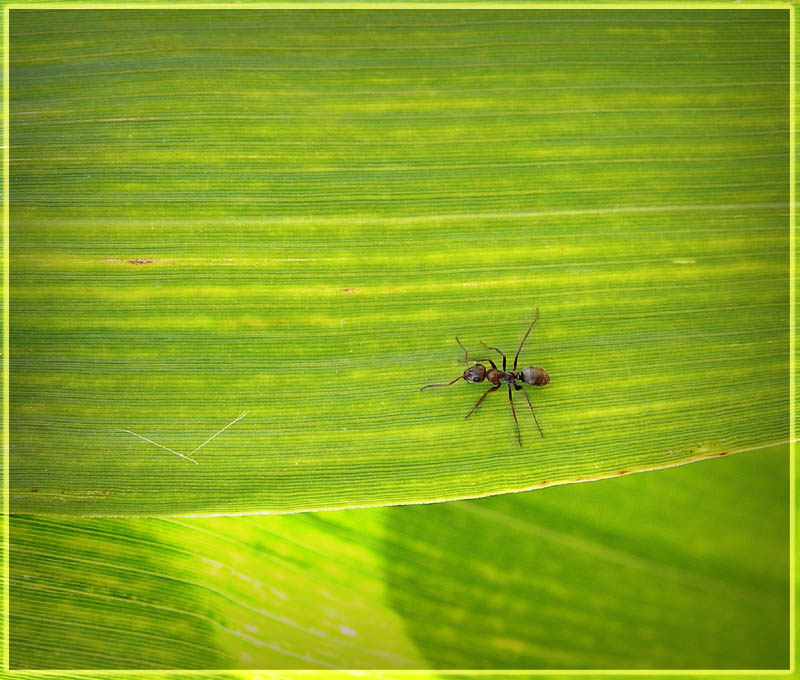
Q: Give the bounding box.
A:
[463,364,486,384]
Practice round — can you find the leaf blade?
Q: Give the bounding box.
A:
[9,9,789,515]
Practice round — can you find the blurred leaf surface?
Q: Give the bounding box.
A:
[9,10,790,515]
[10,445,789,669]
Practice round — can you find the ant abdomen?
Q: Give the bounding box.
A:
[520,365,550,386]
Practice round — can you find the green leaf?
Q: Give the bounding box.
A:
[10,9,789,515]
[10,444,789,669]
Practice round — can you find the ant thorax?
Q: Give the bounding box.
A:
[497,371,516,385]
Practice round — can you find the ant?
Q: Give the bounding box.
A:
[420,310,550,446]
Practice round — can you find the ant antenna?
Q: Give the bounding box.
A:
[513,308,539,371]
[455,336,471,364]
[420,375,462,391]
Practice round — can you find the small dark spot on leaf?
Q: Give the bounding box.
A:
[30,488,38,493]
[341,288,356,294]
[128,258,155,265]
[102,490,112,496]
[617,469,629,475]
[714,451,729,457]
[60,490,65,494]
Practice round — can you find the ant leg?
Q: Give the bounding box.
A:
[471,357,498,370]
[465,384,499,419]
[521,387,544,438]
[513,308,539,371]
[507,384,522,446]
[481,342,507,371]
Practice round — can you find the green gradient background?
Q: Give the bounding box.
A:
[6,6,792,672]
[10,445,790,669]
